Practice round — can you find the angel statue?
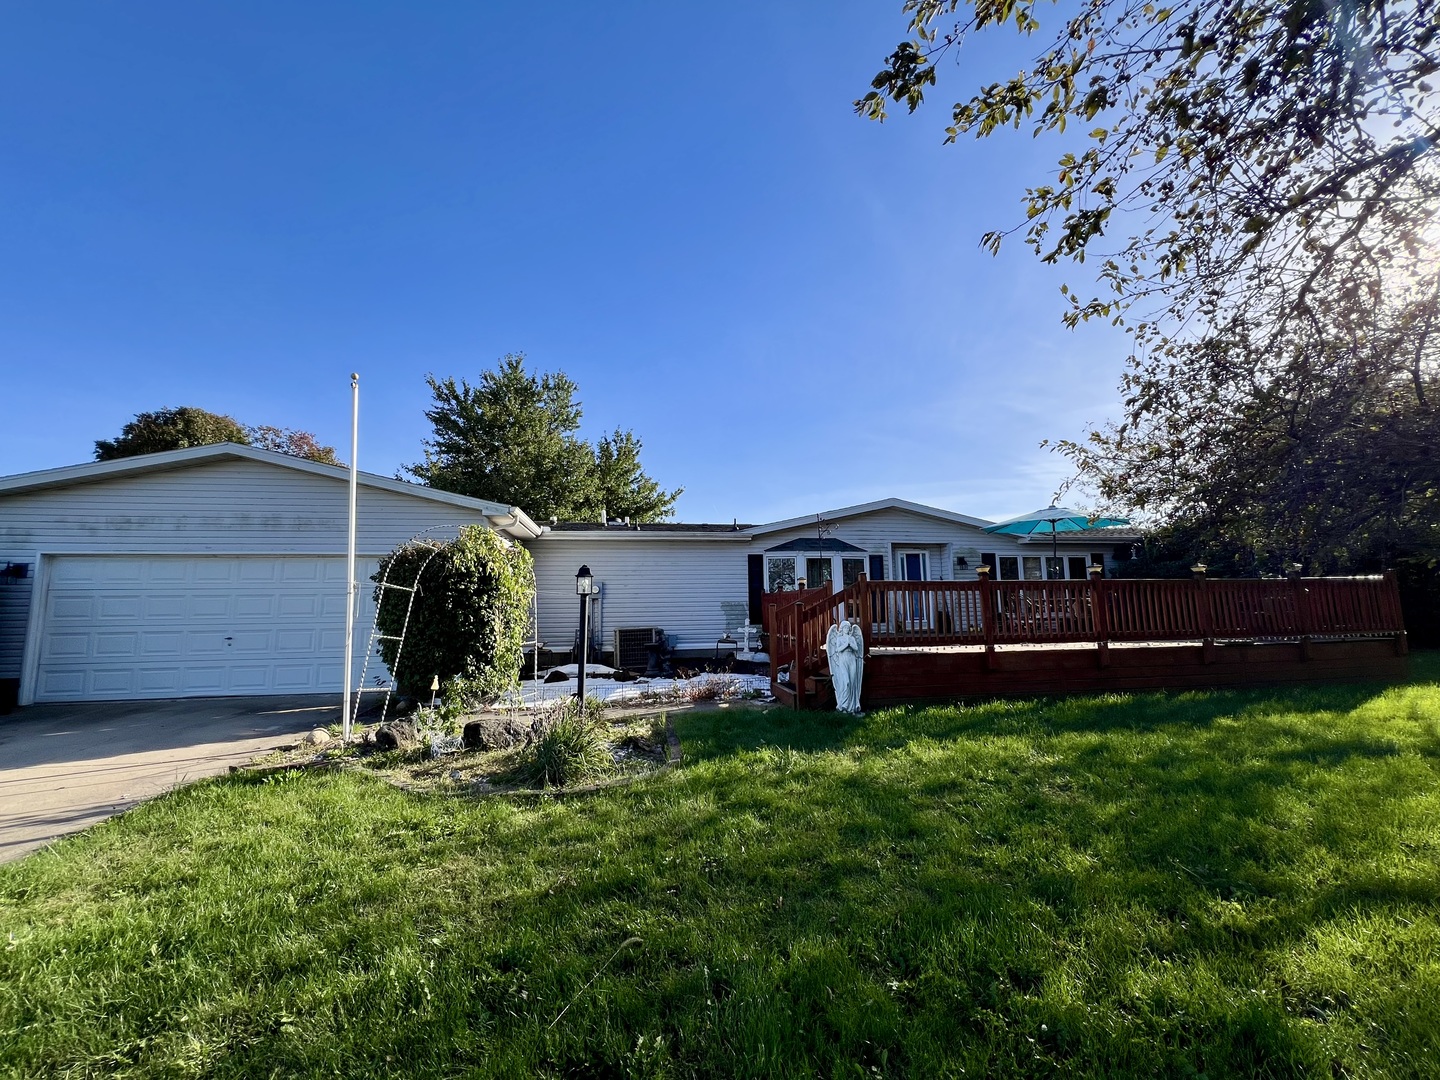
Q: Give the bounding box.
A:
[826,619,865,714]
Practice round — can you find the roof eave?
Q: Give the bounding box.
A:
[751,497,994,535]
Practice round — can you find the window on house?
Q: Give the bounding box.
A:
[868,554,886,581]
[766,556,796,592]
[842,558,866,587]
[1090,552,1106,573]
[980,552,998,577]
[1023,557,1043,581]
[1068,556,1091,579]
[1045,557,1065,579]
[998,556,1020,580]
[806,557,833,588]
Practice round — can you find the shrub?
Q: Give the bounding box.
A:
[372,526,534,700]
[522,699,615,788]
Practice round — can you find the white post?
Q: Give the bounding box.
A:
[342,373,360,742]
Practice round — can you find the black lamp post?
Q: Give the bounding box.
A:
[575,565,595,702]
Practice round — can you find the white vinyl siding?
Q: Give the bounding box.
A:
[528,538,749,656]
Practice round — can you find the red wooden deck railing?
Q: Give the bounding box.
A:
[769,572,1408,706]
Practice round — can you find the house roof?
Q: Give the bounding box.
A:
[750,497,994,535]
[537,521,755,540]
[0,443,544,540]
[1020,525,1140,543]
[764,537,866,553]
[545,521,753,533]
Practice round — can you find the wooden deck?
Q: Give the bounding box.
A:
[768,573,1410,709]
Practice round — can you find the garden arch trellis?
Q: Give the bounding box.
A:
[346,524,540,740]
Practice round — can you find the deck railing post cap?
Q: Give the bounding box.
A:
[1190,563,1207,579]
[1088,564,1104,578]
[975,564,991,578]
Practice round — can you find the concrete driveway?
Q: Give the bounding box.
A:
[0,696,339,863]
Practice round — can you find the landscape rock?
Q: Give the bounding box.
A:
[374,720,418,751]
[304,728,332,746]
[463,716,530,751]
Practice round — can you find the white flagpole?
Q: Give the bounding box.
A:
[342,373,360,742]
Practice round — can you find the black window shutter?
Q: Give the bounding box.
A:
[868,554,886,581]
[980,552,998,576]
[747,554,764,623]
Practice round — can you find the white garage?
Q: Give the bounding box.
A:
[0,444,541,707]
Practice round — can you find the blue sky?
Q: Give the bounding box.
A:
[0,2,1130,524]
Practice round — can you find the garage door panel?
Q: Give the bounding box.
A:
[276,629,317,653]
[141,631,184,656]
[94,632,139,658]
[190,595,233,618]
[186,631,228,655]
[144,594,187,618]
[229,666,271,691]
[230,630,274,652]
[98,596,144,620]
[234,595,275,617]
[35,555,391,703]
[182,667,226,692]
[40,670,86,696]
[278,594,321,617]
[44,633,91,658]
[92,670,139,694]
[148,561,190,584]
[136,668,183,693]
[273,664,318,689]
[238,561,281,583]
[50,596,95,621]
[195,562,238,584]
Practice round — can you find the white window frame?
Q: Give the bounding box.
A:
[894,548,930,581]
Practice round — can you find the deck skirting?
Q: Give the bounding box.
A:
[846,638,1408,707]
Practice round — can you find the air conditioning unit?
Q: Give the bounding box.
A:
[613,626,663,672]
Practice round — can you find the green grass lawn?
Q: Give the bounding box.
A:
[4,656,1440,1078]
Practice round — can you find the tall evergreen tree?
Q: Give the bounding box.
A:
[407,354,680,523]
[592,429,682,523]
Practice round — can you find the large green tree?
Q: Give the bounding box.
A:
[860,0,1440,578]
[95,407,339,464]
[95,407,249,460]
[592,429,681,523]
[407,354,681,523]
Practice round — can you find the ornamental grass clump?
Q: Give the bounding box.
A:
[523,699,614,788]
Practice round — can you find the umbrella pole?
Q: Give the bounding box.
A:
[1052,521,1058,572]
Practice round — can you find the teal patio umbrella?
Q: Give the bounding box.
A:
[983,505,1132,565]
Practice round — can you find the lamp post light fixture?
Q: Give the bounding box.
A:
[575,565,596,702]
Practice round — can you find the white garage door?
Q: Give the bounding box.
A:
[33,555,384,703]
